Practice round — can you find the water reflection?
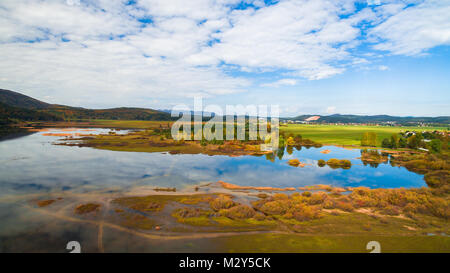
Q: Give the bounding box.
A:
[0,128,430,253]
[0,128,427,198]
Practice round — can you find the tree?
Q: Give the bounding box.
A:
[362,132,377,147]
[390,134,398,149]
[407,135,418,149]
[361,132,370,146]
[398,137,407,148]
[407,133,423,149]
[381,138,391,148]
[368,132,377,146]
[429,139,442,153]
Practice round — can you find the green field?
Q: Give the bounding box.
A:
[90,119,174,129]
[280,124,448,147]
[46,120,448,148]
[219,234,450,253]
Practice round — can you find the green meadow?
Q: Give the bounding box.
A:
[219,234,450,253]
[280,124,448,147]
[90,119,174,129]
[77,120,448,148]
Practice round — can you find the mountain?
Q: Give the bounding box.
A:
[286,114,450,125]
[2,89,448,126]
[0,102,63,126]
[0,89,174,123]
[0,89,52,109]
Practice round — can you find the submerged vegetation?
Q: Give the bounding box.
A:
[99,179,450,238]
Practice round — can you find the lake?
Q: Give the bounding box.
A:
[0,128,433,252]
[0,128,426,198]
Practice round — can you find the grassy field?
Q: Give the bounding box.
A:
[280,124,448,147]
[39,120,448,148]
[220,234,450,253]
[90,121,447,147]
[90,119,174,129]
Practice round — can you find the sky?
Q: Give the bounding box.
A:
[0,0,449,117]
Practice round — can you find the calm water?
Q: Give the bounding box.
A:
[0,128,429,252]
[0,128,426,198]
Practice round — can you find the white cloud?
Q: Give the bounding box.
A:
[370,0,450,55]
[0,0,448,107]
[261,78,297,88]
[192,0,373,80]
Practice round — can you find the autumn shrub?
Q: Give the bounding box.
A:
[175,207,205,218]
[259,200,291,215]
[424,170,450,189]
[317,159,326,167]
[287,158,300,167]
[322,199,335,209]
[335,201,354,212]
[307,192,328,205]
[210,195,237,211]
[380,205,400,216]
[326,159,352,169]
[326,159,341,169]
[220,204,256,219]
[403,203,425,215]
[273,193,289,200]
[291,205,321,221]
[341,160,352,169]
[426,198,450,220]
[351,187,371,196]
[254,212,266,221]
[302,191,312,197]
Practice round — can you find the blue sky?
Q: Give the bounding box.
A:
[0,0,449,117]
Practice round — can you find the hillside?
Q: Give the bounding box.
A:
[0,89,52,109]
[287,114,450,125]
[0,102,62,126]
[0,89,174,122]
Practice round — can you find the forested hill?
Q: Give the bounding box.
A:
[0,89,52,109]
[0,89,174,123]
[288,114,450,125]
[0,102,62,126]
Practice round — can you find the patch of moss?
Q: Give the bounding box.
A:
[113,194,215,212]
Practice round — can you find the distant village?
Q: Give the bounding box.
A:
[281,115,449,128]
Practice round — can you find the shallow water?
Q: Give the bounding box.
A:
[0,128,426,198]
[0,128,429,252]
